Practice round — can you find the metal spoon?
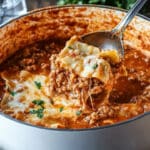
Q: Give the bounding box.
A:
[81,0,148,57]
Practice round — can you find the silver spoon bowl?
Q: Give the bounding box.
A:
[81,0,148,57]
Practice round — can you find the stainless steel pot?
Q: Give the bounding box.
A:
[0,5,150,150]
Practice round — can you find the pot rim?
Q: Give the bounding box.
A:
[0,4,150,132]
[0,4,149,28]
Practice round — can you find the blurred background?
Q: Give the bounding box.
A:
[0,0,150,25]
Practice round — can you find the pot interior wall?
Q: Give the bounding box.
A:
[0,6,125,64]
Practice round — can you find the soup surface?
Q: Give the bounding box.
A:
[0,7,150,129]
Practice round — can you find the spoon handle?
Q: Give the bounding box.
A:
[113,0,147,34]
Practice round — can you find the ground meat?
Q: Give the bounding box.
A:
[0,39,65,73]
[0,37,149,129]
[49,54,107,109]
[88,104,115,125]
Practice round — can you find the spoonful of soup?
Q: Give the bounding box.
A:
[81,0,147,57]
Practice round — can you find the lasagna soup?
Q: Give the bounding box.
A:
[0,7,149,129]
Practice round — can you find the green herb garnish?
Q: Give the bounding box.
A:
[68,46,73,49]
[29,109,37,114]
[30,108,44,119]
[37,112,44,118]
[30,100,45,118]
[59,107,64,112]
[76,110,82,116]
[34,81,41,89]
[32,100,44,106]
[36,108,44,118]
[9,90,17,96]
[92,63,98,70]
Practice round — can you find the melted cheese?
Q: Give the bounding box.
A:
[57,36,119,83]
[1,70,80,127]
[0,36,120,128]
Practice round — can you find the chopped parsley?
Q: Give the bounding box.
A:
[68,46,73,49]
[9,90,17,96]
[34,81,41,89]
[36,108,44,118]
[30,100,45,118]
[37,112,44,118]
[92,63,98,70]
[29,109,37,114]
[59,107,64,112]
[30,108,44,119]
[32,100,44,106]
[76,110,82,116]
